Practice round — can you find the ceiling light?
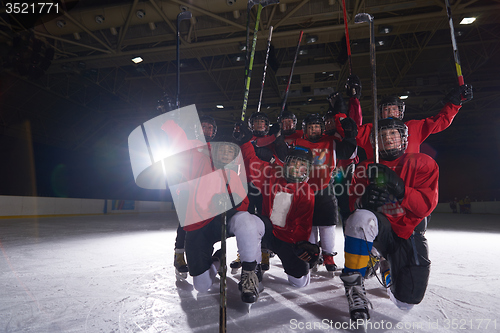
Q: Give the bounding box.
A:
[73,32,81,40]
[136,10,146,19]
[216,105,224,109]
[95,15,105,24]
[378,25,392,34]
[110,27,118,35]
[239,44,247,51]
[399,95,409,100]
[299,49,308,55]
[148,22,156,30]
[377,40,385,46]
[56,20,66,28]
[460,17,476,25]
[234,56,243,62]
[132,56,143,64]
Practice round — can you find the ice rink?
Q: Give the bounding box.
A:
[0,211,499,333]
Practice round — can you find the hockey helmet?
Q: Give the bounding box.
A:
[279,111,298,136]
[284,146,313,183]
[371,117,408,161]
[248,112,270,137]
[199,115,217,141]
[302,113,325,142]
[210,135,240,170]
[323,110,337,136]
[379,95,405,120]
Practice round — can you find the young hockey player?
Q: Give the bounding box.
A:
[162,119,265,305]
[279,110,303,145]
[293,113,357,275]
[173,115,218,278]
[237,125,320,288]
[339,118,439,320]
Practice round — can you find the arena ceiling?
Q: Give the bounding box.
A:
[0,0,499,152]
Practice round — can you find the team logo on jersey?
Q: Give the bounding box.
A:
[381,194,405,216]
[311,148,329,168]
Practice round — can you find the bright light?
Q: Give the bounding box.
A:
[399,95,409,100]
[216,105,224,109]
[460,17,476,25]
[132,57,143,64]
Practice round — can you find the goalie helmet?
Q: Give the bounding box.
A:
[379,95,405,120]
[284,146,313,183]
[248,112,270,137]
[279,111,297,136]
[199,115,217,141]
[210,136,240,170]
[371,117,408,161]
[302,113,325,142]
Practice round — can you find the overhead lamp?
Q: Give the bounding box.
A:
[136,10,146,19]
[73,32,81,40]
[95,15,105,24]
[132,56,143,64]
[299,49,308,55]
[110,27,118,35]
[148,22,156,31]
[377,40,385,46]
[233,55,243,62]
[399,95,409,100]
[378,25,392,34]
[460,17,476,25]
[56,20,66,28]
[306,35,318,44]
[239,44,247,51]
[216,105,224,109]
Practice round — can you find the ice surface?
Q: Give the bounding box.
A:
[0,212,499,332]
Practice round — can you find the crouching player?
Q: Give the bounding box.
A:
[339,118,439,320]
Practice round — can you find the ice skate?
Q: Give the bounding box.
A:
[230,253,242,274]
[340,271,372,328]
[238,262,263,311]
[323,252,338,278]
[174,250,188,280]
[310,253,323,272]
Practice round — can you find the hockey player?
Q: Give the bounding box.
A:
[339,118,439,320]
[237,125,320,288]
[162,119,264,304]
[293,114,357,275]
[354,85,473,160]
[173,114,218,278]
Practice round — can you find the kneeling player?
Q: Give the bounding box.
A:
[238,125,320,289]
[339,118,439,320]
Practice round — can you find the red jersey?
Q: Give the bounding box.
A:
[356,102,461,160]
[161,120,249,231]
[349,153,439,239]
[241,141,314,244]
[284,130,303,146]
[293,136,357,192]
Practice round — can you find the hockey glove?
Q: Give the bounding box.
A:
[327,90,347,114]
[361,184,390,211]
[234,122,253,145]
[345,74,362,99]
[339,117,358,139]
[368,163,405,200]
[268,122,281,137]
[293,241,320,265]
[274,134,289,162]
[254,145,275,163]
[443,84,473,106]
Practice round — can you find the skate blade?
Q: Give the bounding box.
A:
[354,317,369,333]
[175,270,188,281]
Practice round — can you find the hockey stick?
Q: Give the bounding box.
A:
[219,209,227,333]
[444,0,465,86]
[257,26,274,113]
[341,0,353,75]
[176,11,192,109]
[279,30,304,120]
[244,0,260,84]
[355,13,378,163]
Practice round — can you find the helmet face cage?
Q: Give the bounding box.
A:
[200,116,217,141]
[248,113,270,137]
[284,155,312,183]
[371,120,408,160]
[379,98,405,120]
[280,112,297,136]
[302,115,325,142]
[211,141,240,170]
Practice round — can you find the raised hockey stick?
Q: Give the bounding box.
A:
[257,26,274,113]
[444,0,465,86]
[244,0,260,84]
[219,209,227,333]
[176,11,192,109]
[355,13,378,163]
[279,30,304,120]
[341,0,353,75]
